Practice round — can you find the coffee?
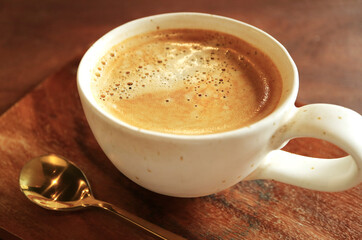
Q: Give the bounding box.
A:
[91,29,282,135]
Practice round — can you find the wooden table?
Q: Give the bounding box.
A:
[1,1,361,239]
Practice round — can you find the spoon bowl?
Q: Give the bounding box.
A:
[20,154,92,211]
[19,154,185,240]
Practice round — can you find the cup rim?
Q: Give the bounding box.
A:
[77,12,299,140]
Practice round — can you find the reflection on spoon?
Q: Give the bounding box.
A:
[19,154,186,240]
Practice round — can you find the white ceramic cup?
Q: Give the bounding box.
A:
[77,12,362,197]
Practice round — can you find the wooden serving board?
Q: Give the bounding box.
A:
[0,59,360,240]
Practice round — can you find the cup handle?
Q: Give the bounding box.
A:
[247,104,362,191]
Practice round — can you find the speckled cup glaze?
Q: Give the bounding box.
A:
[77,13,362,197]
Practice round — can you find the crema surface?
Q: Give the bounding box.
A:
[91,29,282,135]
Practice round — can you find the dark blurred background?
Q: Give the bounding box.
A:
[1,0,361,114]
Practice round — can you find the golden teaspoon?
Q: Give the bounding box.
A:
[19,154,186,240]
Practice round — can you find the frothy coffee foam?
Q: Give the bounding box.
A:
[91,29,282,135]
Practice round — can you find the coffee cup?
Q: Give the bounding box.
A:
[77,12,362,197]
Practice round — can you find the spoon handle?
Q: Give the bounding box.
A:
[92,200,186,240]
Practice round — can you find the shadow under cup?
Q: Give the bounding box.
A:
[77,13,298,197]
